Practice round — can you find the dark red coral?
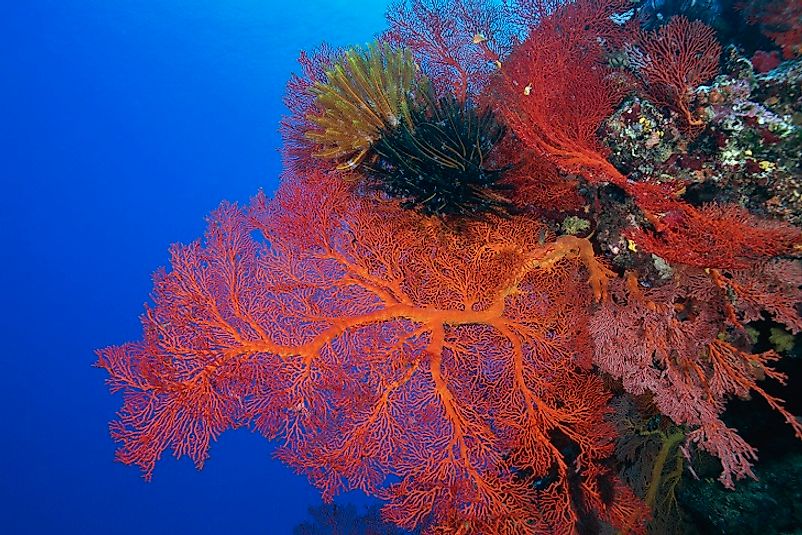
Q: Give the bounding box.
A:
[751,50,782,73]
[627,183,802,269]
[743,0,802,59]
[631,17,721,132]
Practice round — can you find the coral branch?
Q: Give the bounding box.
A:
[631,17,721,131]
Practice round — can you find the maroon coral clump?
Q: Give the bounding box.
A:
[744,0,802,59]
[752,50,782,72]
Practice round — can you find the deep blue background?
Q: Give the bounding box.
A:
[2,1,390,533]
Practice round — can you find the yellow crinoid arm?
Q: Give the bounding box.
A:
[306,41,424,168]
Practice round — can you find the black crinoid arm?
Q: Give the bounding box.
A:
[363,89,515,219]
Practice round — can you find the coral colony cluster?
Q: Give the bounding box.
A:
[97,0,802,533]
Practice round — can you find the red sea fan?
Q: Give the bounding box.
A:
[492,137,587,216]
[630,16,721,132]
[507,157,586,216]
[99,171,644,533]
[494,0,634,187]
[503,0,634,48]
[280,44,341,173]
[627,183,802,269]
[96,201,262,477]
[384,0,510,102]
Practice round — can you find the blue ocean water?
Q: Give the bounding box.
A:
[1,1,389,533]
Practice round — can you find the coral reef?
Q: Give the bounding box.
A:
[602,50,802,226]
[98,1,802,533]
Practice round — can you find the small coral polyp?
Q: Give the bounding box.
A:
[99,1,802,534]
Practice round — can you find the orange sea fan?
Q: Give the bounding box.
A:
[98,170,644,533]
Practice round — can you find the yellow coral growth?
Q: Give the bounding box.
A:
[305,42,423,170]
